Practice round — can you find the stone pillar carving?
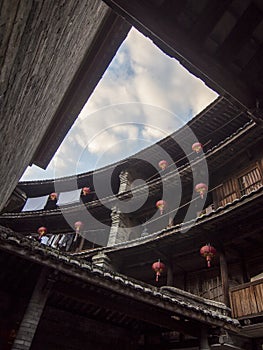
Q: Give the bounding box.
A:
[92,252,112,271]
[118,170,131,194]
[141,226,149,237]
[12,267,53,350]
[107,206,131,246]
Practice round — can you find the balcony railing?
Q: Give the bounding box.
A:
[229,278,263,319]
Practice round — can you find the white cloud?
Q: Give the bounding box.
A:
[141,126,167,141]
[21,27,217,181]
[87,131,119,155]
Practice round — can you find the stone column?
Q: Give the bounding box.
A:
[141,226,149,237]
[12,267,53,350]
[118,170,131,194]
[92,252,113,271]
[107,206,131,246]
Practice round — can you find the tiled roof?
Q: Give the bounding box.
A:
[0,225,240,330]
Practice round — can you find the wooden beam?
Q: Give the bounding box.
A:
[141,338,199,350]
[217,3,263,63]
[103,0,255,109]
[53,280,200,337]
[159,0,186,20]
[190,0,231,42]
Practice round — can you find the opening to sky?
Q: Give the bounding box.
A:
[21,27,218,181]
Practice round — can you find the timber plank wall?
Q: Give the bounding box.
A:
[230,278,263,319]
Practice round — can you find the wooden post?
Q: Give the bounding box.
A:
[78,237,85,252]
[219,251,230,307]
[167,263,174,286]
[241,254,250,283]
[199,326,210,350]
[168,214,174,227]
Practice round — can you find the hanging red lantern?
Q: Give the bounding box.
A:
[156,200,166,215]
[49,192,58,201]
[192,142,203,153]
[152,260,166,282]
[200,244,216,268]
[195,183,208,199]
[37,226,47,239]
[158,160,168,170]
[74,221,83,234]
[82,187,91,195]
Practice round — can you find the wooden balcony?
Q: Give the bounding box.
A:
[229,278,263,319]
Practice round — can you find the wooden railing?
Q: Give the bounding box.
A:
[229,278,263,319]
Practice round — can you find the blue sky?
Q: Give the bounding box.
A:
[21,28,218,181]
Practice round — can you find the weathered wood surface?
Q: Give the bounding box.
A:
[230,278,263,318]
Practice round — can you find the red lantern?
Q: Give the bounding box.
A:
[49,192,58,201]
[195,183,208,199]
[192,142,203,153]
[200,244,216,268]
[37,226,47,238]
[152,260,166,282]
[74,221,83,234]
[158,160,168,171]
[156,200,166,215]
[82,187,91,195]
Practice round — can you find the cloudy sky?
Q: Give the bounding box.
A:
[21,27,218,181]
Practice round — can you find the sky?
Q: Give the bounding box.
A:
[21,27,218,181]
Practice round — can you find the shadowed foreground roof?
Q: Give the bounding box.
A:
[0,225,240,332]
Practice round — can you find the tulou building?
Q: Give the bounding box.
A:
[0,1,263,349]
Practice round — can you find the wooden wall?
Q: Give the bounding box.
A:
[230,279,263,318]
[211,141,263,208]
[173,262,253,304]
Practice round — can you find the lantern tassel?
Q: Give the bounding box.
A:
[156,272,160,282]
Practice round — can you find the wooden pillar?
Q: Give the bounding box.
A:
[77,237,85,252]
[168,214,174,227]
[167,263,174,286]
[219,251,230,307]
[199,325,210,350]
[241,254,250,283]
[12,267,53,350]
